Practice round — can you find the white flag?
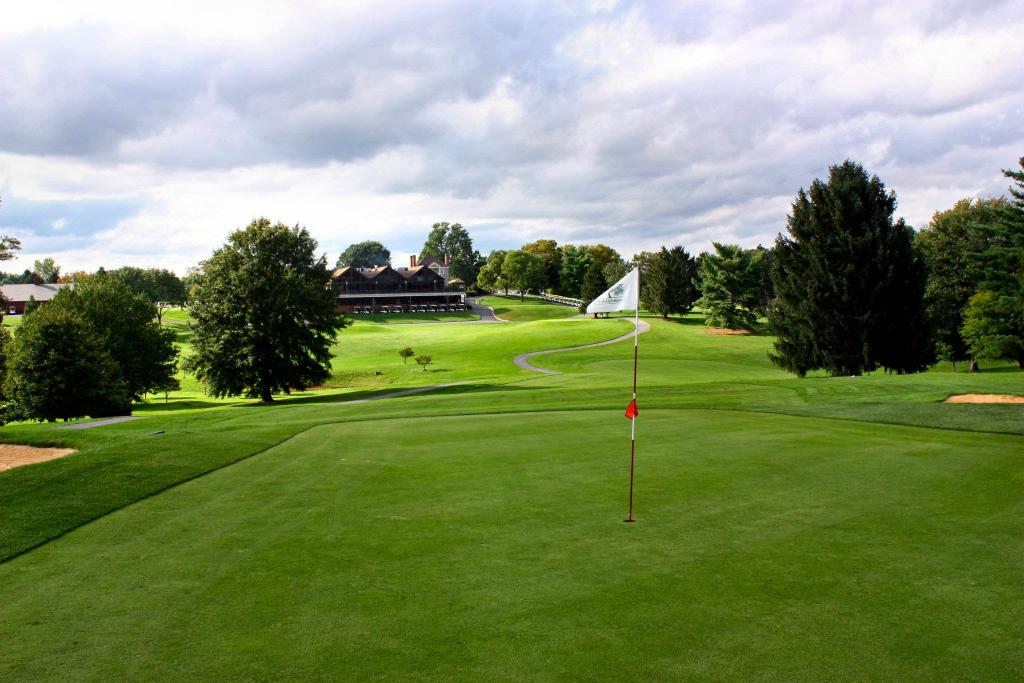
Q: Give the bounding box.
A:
[586,268,640,314]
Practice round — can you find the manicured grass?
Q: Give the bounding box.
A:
[0,310,1021,679]
[1,410,1021,680]
[479,293,580,321]
[1,314,22,329]
[354,310,479,323]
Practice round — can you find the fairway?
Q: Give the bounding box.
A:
[0,313,1022,680]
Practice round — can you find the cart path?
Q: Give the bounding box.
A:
[513,318,651,374]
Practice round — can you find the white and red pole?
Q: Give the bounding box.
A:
[625,295,639,523]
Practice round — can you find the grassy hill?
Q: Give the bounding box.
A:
[0,311,1021,679]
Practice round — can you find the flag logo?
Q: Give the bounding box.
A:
[625,399,638,419]
[586,268,640,315]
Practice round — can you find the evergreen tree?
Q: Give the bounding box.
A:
[4,305,129,421]
[50,277,178,401]
[559,244,592,298]
[643,246,697,319]
[579,262,609,314]
[769,160,934,376]
[697,243,766,330]
[185,218,348,402]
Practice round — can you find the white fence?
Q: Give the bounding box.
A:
[539,294,583,308]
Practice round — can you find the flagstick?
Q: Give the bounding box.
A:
[625,305,639,523]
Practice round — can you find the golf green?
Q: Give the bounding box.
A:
[1,410,1021,680]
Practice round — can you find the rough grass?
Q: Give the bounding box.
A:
[0,310,1021,680]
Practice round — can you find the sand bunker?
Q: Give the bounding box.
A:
[704,327,752,336]
[944,394,1024,404]
[0,444,76,471]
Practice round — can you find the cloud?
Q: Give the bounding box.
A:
[0,0,1022,274]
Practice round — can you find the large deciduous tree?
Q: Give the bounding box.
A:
[586,244,622,272]
[4,305,129,421]
[32,257,60,283]
[769,160,934,377]
[522,239,563,291]
[959,158,1024,368]
[915,198,1007,366]
[335,240,391,269]
[185,218,348,402]
[501,250,546,301]
[698,243,768,330]
[51,277,179,401]
[109,267,187,323]
[475,249,509,294]
[421,222,477,284]
[643,246,698,319]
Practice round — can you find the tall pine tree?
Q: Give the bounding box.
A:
[769,160,934,376]
[579,262,608,314]
[643,246,697,319]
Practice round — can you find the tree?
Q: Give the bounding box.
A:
[421,222,476,284]
[4,305,129,421]
[0,325,11,400]
[336,240,391,269]
[33,257,60,283]
[0,195,21,262]
[961,290,1023,368]
[698,243,767,330]
[57,270,93,285]
[109,267,187,323]
[602,256,629,287]
[522,239,563,291]
[559,244,593,298]
[502,251,547,301]
[956,158,1024,368]
[399,346,415,364]
[184,218,348,402]
[475,265,499,292]
[579,262,609,314]
[643,246,697,319]
[586,244,622,272]
[0,237,21,261]
[769,160,934,377]
[475,250,509,294]
[51,277,179,401]
[916,198,1008,367]
[22,295,39,315]
[415,354,433,371]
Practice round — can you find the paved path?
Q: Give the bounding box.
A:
[513,317,652,375]
[57,416,145,430]
[465,297,510,323]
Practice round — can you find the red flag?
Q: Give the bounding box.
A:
[624,399,638,420]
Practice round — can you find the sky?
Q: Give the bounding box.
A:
[0,0,1022,275]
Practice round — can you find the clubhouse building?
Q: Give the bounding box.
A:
[332,255,467,314]
[0,283,70,315]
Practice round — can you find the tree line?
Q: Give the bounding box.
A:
[0,156,1019,421]
[470,158,1023,376]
